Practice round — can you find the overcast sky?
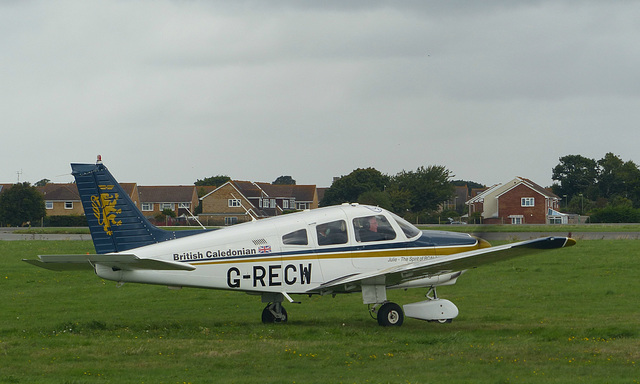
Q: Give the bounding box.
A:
[2,1,639,189]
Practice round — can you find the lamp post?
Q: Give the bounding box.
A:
[579,193,584,215]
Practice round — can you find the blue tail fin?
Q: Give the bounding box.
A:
[72,160,208,254]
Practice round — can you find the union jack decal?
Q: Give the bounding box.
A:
[258,245,272,254]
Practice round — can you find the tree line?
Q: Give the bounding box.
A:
[320,166,460,223]
[4,153,640,226]
[552,152,640,222]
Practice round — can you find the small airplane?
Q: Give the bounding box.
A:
[24,157,576,326]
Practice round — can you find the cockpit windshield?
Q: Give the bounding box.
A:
[389,212,421,239]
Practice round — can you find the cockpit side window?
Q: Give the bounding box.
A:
[390,212,421,239]
[316,220,348,246]
[353,215,397,242]
[282,229,308,245]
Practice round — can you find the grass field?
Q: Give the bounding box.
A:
[1,240,639,383]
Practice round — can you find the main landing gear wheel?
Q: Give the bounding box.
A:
[377,302,404,327]
[261,302,288,324]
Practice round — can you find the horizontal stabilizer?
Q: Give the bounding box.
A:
[22,254,196,272]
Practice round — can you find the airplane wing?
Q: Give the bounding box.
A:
[22,254,196,272]
[315,236,576,293]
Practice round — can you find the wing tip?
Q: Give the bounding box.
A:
[564,237,577,247]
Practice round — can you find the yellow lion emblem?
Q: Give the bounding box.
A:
[91,186,122,236]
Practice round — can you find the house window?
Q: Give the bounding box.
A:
[65,202,73,209]
[283,200,289,209]
[160,203,174,211]
[142,203,153,211]
[45,201,53,210]
[179,203,190,209]
[228,199,241,208]
[297,202,310,210]
[521,197,535,207]
[225,217,238,225]
[549,217,562,224]
[510,216,524,224]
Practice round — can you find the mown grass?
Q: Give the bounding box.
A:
[1,240,639,383]
[12,227,216,235]
[12,227,91,234]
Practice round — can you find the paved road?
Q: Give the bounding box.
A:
[469,232,640,241]
[1,227,639,241]
[0,228,91,241]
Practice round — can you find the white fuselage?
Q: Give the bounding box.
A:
[95,204,481,295]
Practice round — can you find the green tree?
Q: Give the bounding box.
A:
[392,165,454,212]
[320,168,389,207]
[567,194,594,216]
[597,153,640,205]
[387,187,412,215]
[272,176,296,185]
[154,208,177,226]
[469,211,483,224]
[551,155,598,201]
[451,179,485,195]
[590,204,640,223]
[0,183,46,226]
[195,175,231,187]
[34,179,50,187]
[356,190,393,211]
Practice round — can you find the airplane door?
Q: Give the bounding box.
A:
[351,214,400,270]
[313,219,351,282]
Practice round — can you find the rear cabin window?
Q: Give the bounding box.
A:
[316,220,348,246]
[282,229,308,245]
[353,215,396,242]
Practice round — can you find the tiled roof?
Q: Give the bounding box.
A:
[518,177,559,199]
[195,185,217,198]
[120,183,137,199]
[37,184,80,201]
[0,184,13,194]
[231,181,264,199]
[138,186,195,203]
[255,183,317,202]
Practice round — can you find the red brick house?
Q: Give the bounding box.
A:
[466,177,560,224]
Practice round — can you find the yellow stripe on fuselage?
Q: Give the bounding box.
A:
[189,243,480,266]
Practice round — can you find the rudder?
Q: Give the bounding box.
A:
[72,158,207,254]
